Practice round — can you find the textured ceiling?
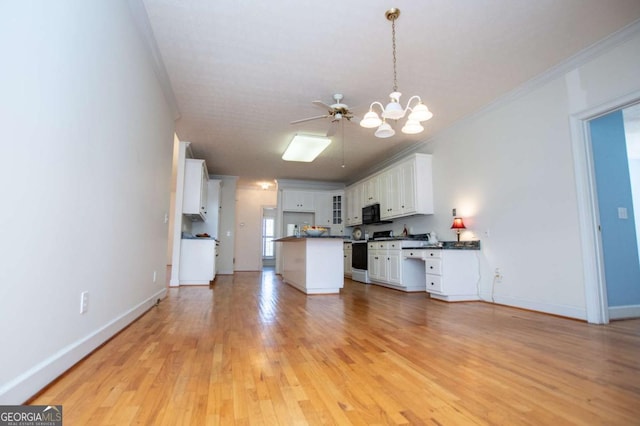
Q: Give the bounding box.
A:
[141,0,640,187]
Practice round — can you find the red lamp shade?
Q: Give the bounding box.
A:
[450,217,466,229]
[451,217,466,242]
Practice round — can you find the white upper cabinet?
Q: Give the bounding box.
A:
[345,184,363,226]
[314,191,344,234]
[314,192,332,226]
[362,176,379,206]
[282,190,316,212]
[182,159,209,221]
[351,153,433,222]
[400,153,433,216]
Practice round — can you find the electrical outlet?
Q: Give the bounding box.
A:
[80,291,89,314]
[494,268,503,283]
[452,208,457,216]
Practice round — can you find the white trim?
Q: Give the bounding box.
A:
[170,141,190,287]
[570,90,640,324]
[493,295,587,320]
[0,288,166,404]
[608,305,640,320]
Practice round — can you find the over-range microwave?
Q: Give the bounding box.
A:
[362,203,385,225]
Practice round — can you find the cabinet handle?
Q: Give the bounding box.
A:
[430,266,434,270]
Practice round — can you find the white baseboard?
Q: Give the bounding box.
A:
[0,288,167,405]
[492,294,587,320]
[608,304,640,320]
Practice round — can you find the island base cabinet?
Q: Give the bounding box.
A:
[280,238,344,294]
[425,250,480,301]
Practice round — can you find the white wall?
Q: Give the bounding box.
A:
[0,1,175,403]
[397,26,640,319]
[234,187,277,271]
[215,176,238,274]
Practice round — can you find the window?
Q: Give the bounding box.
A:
[262,217,275,258]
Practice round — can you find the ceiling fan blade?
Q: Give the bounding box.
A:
[326,121,338,137]
[312,100,333,110]
[290,115,329,125]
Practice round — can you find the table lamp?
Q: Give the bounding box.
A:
[450,217,466,242]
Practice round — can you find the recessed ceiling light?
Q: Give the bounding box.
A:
[282,134,332,162]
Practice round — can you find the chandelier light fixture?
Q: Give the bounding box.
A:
[360,8,433,138]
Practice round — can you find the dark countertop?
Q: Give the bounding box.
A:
[437,241,481,250]
[344,239,481,250]
[274,236,348,242]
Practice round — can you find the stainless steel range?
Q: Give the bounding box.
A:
[351,240,369,284]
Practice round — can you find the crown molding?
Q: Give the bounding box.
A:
[416,18,640,150]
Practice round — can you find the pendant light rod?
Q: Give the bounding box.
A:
[386,8,400,92]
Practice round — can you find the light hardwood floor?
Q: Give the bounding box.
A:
[32,270,640,425]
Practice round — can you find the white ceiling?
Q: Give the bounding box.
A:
[141,0,640,187]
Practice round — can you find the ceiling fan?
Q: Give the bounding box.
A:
[290,94,360,137]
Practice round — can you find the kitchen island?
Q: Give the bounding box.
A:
[275,236,345,294]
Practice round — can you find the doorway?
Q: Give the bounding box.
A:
[262,207,276,269]
[587,103,640,320]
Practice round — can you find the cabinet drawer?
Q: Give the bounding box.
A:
[425,274,443,292]
[424,259,442,275]
[404,249,426,259]
[424,250,441,259]
[386,242,400,250]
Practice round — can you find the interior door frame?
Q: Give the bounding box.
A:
[570,89,640,324]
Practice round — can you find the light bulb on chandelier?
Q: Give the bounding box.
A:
[360,8,433,138]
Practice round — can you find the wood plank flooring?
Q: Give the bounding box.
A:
[32,270,640,425]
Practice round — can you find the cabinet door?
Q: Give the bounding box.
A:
[183,159,208,221]
[377,251,388,281]
[346,184,363,225]
[345,186,354,225]
[387,251,402,285]
[331,193,343,225]
[378,172,391,219]
[343,246,352,276]
[363,177,379,206]
[314,192,332,226]
[368,251,380,280]
[400,160,416,214]
[282,190,315,211]
[380,168,401,219]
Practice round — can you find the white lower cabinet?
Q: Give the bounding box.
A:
[343,243,352,277]
[367,242,425,291]
[423,249,480,301]
[179,239,216,285]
